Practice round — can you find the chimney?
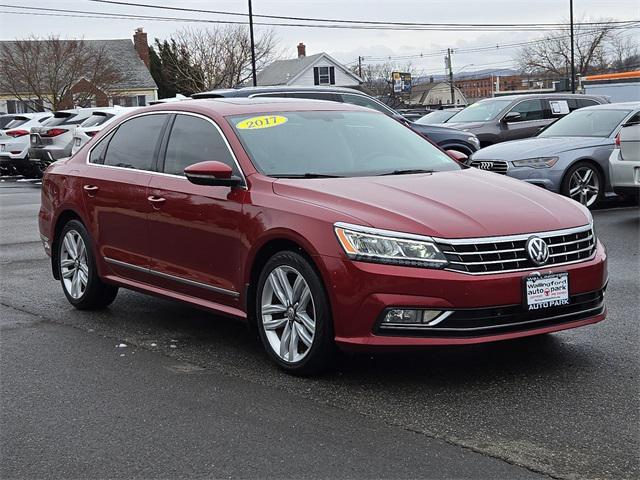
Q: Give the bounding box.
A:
[133,28,150,68]
[297,42,306,58]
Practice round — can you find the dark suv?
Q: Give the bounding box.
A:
[193,86,481,155]
[441,93,609,147]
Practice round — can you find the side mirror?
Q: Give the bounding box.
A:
[446,150,468,162]
[184,161,242,187]
[502,112,522,123]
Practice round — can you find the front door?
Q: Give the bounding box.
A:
[146,113,247,307]
[81,113,169,282]
[500,99,548,141]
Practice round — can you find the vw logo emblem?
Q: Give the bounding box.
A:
[526,236,549,266]
[478,162,494,170]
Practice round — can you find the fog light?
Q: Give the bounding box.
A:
[382,309,445,325]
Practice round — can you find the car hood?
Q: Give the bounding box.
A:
[272,168,590,239]
[472,136,610,160]
[437,121,487,130]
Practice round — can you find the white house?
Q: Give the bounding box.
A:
[256,43,362,87]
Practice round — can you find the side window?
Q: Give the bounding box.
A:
[103,114,167,170]
[340,94,392,115]
[88,131,115,164]
[288,92,340,102]
[509,99,544,121]
[163,114,237,176]
[578,99,599,108]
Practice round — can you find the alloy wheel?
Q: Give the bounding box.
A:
[260,265,316,363]
[569,166,600,207]
[60,230,89,299]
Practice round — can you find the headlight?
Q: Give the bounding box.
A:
[467,136,480,146]
[512,157,559,168]
[334,223,448,268]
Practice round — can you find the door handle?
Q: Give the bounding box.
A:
[147,195,166,207]
[83,185,98,196]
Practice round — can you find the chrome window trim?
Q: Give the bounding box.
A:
[104,257,240,298]
[85,110,247,188]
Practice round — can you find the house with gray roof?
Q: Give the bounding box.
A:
[256,43,362,87]
[0,29,157,113]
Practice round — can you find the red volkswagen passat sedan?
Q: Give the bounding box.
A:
[39,99,607,374]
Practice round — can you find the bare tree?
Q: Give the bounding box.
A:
[0,36,124,111]
[517,20,637,76]
[160,26,280,92]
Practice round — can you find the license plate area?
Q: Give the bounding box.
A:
[525,273,569,310]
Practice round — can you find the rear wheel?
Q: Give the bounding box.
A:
[58,220,118,310]
[562,161,602,208]
[255,251,335,375]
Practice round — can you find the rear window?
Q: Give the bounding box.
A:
[80,112,115,128]
[44,113,78,126]
[2,117,29,129]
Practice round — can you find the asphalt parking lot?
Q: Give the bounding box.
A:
[1,180,638,480]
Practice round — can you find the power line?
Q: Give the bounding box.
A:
[84,0,639,30]
[1,3,638,32]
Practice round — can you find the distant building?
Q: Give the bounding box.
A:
[582,71,640,102]
[455,73,563,102]
[0,28,157,113]
[256,43,362,87]
[409,79,467,107]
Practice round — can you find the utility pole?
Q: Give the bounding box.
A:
[569,0,576,93]
[358,56,363,78]
[248,0,257,86]
[446,48,455,105]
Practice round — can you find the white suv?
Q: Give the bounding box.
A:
[0,112,52,176]
[609,116,640,202]
[71,107,135,155]
[28,108,102,174]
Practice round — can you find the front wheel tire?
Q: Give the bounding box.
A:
[255,251,335,375]
[58,220,118,310]
[562,162,603,208]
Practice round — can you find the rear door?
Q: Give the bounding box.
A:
[81,113,170,282]
[146,113,247,305]
[500,99,547,141]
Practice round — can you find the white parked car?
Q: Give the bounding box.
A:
[0,112,52,176]
[609,118,640,201]
[28,108,103,175]
[71,107,135,155]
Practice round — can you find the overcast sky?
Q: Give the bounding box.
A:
[0,0,638,77]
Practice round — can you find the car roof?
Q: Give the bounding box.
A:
[192,85,368,99]
[579,101,640,110]
[481,93,607,102]
[139,97,371,117]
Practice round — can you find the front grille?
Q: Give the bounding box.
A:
[468,159,508,174]
[376,289,605,337]
[437,225,596,274]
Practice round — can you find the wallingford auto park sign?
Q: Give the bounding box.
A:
[392,72,412,95]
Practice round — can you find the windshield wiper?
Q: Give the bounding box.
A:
[274,173,344,178]
[378,169,435,176]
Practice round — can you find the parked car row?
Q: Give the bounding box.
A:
[0,106,135,177]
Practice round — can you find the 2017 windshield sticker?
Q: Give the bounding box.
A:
[236,115,288,130]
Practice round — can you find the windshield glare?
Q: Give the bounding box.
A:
[229,111,461,177]
[539,109,631,138]
[447,99,513,122]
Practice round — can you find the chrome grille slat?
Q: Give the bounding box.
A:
[469,160,509,174]
[437,225,596,275]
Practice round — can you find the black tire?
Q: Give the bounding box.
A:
[57,219,118,310]
[561,161,603,209]
[255,251,336,375]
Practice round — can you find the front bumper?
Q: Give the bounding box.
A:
[322,241,607,349]
[505,165,564,192]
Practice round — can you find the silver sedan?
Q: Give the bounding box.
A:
[467,102,640,208]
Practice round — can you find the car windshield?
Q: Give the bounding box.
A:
[446,99,513,122]
[539,109,632,138]
[415,110,459,125]
[229,111,461,177]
